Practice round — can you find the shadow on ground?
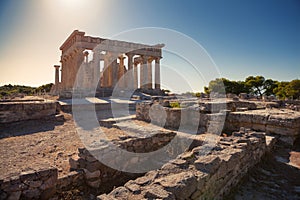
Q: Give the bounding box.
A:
[0,117,64,139]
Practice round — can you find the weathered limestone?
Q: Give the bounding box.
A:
[68,130,178,193]
[0,100,57,123]
[0,167,58,199]
[98,131,268,199]
[51,30,164,97]
[225,109,300,136]
[0,168,84,199]
[136,101,300,136]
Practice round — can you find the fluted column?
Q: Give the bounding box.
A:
[147,58,153,89]
[126,53,134,89]
[103,53,110,88]
[82,51,89,89]
[93,52,101,88]
[54,65,60,86]
[112,58,118,88]
[155,57,161,89]
[133,61,138,89]
[118,55,126,88]
[60,57,66,90]
[140,55,149,89]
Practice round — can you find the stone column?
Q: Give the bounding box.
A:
[54,65,60,86]
[140,55,149,89]
[126,53,134,89]
[118,55,126,88]
[65,56,71,90]
[112,58,118,88]
[93,52,101,89]
[147,58,153,89]
[133,61,138,89]
[103,53,110,88]
[83,51,89,89]
[155,57,161,89]
[60,58,66,90]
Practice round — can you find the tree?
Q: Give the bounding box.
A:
[264,79,277,96]
[245,76,265,97]
[273,81,289,99]
[206,78,226,94]
[285,79,300,99]
[35,83,53,93]
[204,78,249,95]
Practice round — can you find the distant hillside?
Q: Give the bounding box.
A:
[0,83,53,98]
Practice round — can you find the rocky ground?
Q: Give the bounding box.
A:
[229,137,300,200]
[0,113,82,179]
[1,108,300,199]
[0,111,166,180]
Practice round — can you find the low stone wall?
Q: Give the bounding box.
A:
[69,131,182,194]
[0,100,57,123]
[98,131,267,199]
[0,167,58,199]
[0,168,84,199]
[136,102,300,137]
[136,102,226,132]
[226,110,300,136]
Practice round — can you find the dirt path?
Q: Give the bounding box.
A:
[0,113,84,179]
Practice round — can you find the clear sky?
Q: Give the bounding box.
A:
[0,0,299,93]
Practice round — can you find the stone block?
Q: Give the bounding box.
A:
[143,184,175,199]
[194,155,221,173]
[87,179,101,188]
[22,188,40,199]
[84,169,101,180]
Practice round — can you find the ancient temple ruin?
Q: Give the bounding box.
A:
[51,30,164,98]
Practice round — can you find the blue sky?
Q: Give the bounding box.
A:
[0,0,299,92]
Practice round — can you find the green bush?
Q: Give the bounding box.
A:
[170,102,180,108]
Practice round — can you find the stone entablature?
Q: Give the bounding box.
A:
[51,30,164,97]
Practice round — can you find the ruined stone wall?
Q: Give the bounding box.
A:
[69,131,184,194]
[225,111,300,136]
[0,168,84,199]
[0,101,57,123]
[0,168,58,199]
[136,102,300,136]
[98,131,267,199]
[136,102,226,133]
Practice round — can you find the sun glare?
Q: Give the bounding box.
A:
[58,0,83,8]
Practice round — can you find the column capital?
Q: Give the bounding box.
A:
[155,57,162,62]
[125,52,134,58]
[118,55,126,60]
[54,65,60,69]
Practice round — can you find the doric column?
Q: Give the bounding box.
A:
[140,55,149,89]
[155,57,161,89]
[65,55,71,89]
[126,53,134,89]
[118,55,126,88]
[93,52,101,89]
[112,58,118,88]
[83,51,89,89]
[133,61,138,89]
[54,65,60,86]
[147,57,153,89]
[103,53,110,88]
[60,57,66,90]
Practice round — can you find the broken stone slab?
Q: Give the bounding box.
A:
[194,155,221,174]
[83,169,101,180]
[154,171,198,199]
[124,180,141,194]
[143,184,175,199]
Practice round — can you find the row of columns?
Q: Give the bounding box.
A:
[54,50,161,92]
